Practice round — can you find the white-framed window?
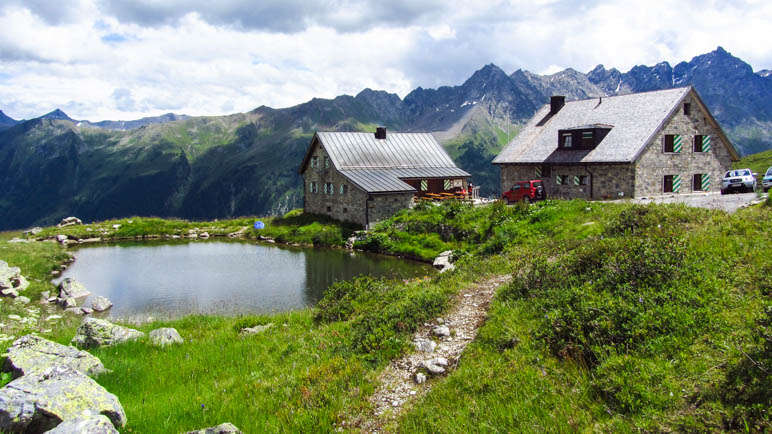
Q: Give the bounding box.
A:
[562,133,572,148]
[663,135,682,153]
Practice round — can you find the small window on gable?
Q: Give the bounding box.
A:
[326,206,331,212]
[664,134,682,153]
[562,133,572,148]
[684,103,691,116]
[324,156,330,169]
[340,184,348,194]
[311,156,318,168]
[581,131,593,147]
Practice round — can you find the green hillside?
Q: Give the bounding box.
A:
[735,148,772,176]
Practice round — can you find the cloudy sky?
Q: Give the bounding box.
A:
[1,0,770,121]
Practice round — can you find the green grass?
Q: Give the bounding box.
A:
[736,148,772,178]
[27,210,359,248]
[1,200,770,432]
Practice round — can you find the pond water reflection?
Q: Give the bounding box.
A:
[54,240,432,321]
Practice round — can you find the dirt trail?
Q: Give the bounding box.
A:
[350,274,512,433]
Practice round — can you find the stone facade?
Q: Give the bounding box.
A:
[303,141,367,226]
[499,94,733,200]
[301,140,414,228]
[634,93,733,197]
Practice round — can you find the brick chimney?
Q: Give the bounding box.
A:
[375,127,387,139]
[550,96,565,115]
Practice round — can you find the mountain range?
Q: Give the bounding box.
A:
[1,46,770,230]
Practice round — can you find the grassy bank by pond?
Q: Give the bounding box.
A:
[0,199,770,432]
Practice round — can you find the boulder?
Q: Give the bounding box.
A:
[71,318,144,349]
[0,262,21,290]
[57,217,83,227]
[414,373,427,384]
[44,414,119,433]
[413,338,437,353]
[432,250,455,273]
[240,323,273,335]
[186,422,243,434]
[422,357,449,376]
[23,227,43,235]
[3,334,105,379]
[0,364,126,432]
[56,235,68,243]
[14,296,30,304]
[58,278,90,300]
[1,289,18,298]
[91,296,113,312]
[61,297,78,308]
[13,275,29,292]
[199,232,210,239]
[148,328,183,347]
[65,307,92,316]
[432,325,451,337]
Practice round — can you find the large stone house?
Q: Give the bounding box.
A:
[492,86,739,200]
[299,128,470,228]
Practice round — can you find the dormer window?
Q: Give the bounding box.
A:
[558,124,612,150]
[562,133,572,148]
[581,131,593,147]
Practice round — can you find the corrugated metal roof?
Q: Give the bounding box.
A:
[318,132,459,169]
[493,87,693,164]
[314,132,470,193]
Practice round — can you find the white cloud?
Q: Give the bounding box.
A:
[0,0,769,121]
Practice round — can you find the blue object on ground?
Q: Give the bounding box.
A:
[254,221,265,230]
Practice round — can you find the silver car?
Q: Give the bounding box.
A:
[721,168,757,194]
[763,167,772,192]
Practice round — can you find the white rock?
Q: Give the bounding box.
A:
[414,373,426,384]
[91,296,113,312]
[413,338,437,353]
[432,326,450,337]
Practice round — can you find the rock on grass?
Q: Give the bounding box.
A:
[0,365,125,432]
[3,334,106,379]
[71,318,144,349]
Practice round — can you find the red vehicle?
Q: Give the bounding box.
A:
[502,180,545,204]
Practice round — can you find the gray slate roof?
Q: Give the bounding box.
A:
[309,132,470,193]
[493,87,697,164]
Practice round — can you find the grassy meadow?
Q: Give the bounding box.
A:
[0,197,770,432]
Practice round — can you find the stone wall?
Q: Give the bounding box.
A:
[301,139,414,227]
[499,164,634,200]
[634,93,734,197]
[302,141,368,226]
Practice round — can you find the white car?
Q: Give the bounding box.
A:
[762,167,772,193]
[721,168,757,194]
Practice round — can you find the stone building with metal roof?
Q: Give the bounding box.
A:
[492,86,740,200]
[299,128,470,228]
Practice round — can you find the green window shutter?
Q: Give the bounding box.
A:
[573,176,579,186]
[673,175,681,192]
[421,180,427,191]
[673,135,682,153]
[443,179,451,190]
[535,166,542,178]
[701,174,710,191]
[702,135,711,152]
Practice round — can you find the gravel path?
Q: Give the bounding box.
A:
[351,274,512,433]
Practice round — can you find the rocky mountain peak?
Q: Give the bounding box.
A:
[41,109,75,122]
[0,110,20,130]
